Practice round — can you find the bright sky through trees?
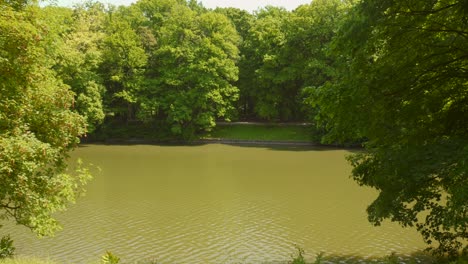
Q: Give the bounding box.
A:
[47,0,312,12]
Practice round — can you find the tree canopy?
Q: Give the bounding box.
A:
[137,0,240,138]
[312,0,468,256]
[45,3,106,132]
[0,3,91,236]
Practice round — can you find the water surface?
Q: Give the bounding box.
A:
[4,144,427,263]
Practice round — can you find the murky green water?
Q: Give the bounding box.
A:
[3,144,428,263]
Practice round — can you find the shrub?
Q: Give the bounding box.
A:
[101,251,120,264]
[290,246,306,264]
[0,235,15,259]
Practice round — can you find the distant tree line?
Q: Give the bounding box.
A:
[35,0,353,139]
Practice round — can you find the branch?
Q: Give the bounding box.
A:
[1,199,21,210]
[2,204,20,210]
[391,3,459,16]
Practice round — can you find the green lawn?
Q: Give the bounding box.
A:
[87,121,317,143]
[204,124,313,142]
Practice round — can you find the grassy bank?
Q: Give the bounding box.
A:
[204,123,314,142]
[86,121,166,142]
[86,121,318,143]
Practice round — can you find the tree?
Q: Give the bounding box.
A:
[242,6,292,120]
[289,0,351,122]
[214,7,255,119]
[44,3,106,132]
[0,3,91,237]
[241,3,348,122]
[138,1,240,138]
[100,5,148,123]
[313,0,467,256]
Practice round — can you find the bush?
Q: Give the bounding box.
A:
[290,246,306,264]
[101,251,120,264]
[0,235,15,259]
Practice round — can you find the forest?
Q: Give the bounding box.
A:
[0,0,467,260]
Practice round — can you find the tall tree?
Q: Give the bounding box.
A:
[289,0,351,121]
[100,5,148,123]
[138,1,240,138]
[44,3,106,132]
[214,7,255,119]
[242,7,292,120]
[313,0,467,256]
[0,3,91,237]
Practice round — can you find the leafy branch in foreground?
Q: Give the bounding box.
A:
[313,0,467,257]
[0,2,91,237]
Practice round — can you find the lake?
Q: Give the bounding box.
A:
[3,144,428,263]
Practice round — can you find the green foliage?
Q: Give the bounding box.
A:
[449,255,468,264]
[4,0,463,257]
[236,1,350,122]
[383,252,400,264]
[100,5,148,122]
[289,247,327,264]
[242,6,291,120]
[35,0,351,141]
[43,4,106,133]
[313,0,468,256]
[290,246,306,264]
[0,3,91,237]
[313,253,324,264]
[0,235,15,259]
[214,7,255,120]
[101,251,120,264]
[290,0,352,122]
[137,0,240,139]
[207,124,312,142]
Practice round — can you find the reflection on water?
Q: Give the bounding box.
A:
[2,144,429,263]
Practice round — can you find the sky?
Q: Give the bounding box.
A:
[48,0,312,12]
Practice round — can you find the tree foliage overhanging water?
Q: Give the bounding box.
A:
[0,0,466,257]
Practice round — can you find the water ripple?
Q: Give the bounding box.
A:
[2,145,429,263]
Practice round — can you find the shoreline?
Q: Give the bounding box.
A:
[79,137,359,149]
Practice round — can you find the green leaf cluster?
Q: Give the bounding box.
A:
[232,0,351,122]
[312,0,468,256]
[0,3,91,236]
[136,0,240,138]
[100,5,148,122]
[0,235,15,259]
[43,3,106,133]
